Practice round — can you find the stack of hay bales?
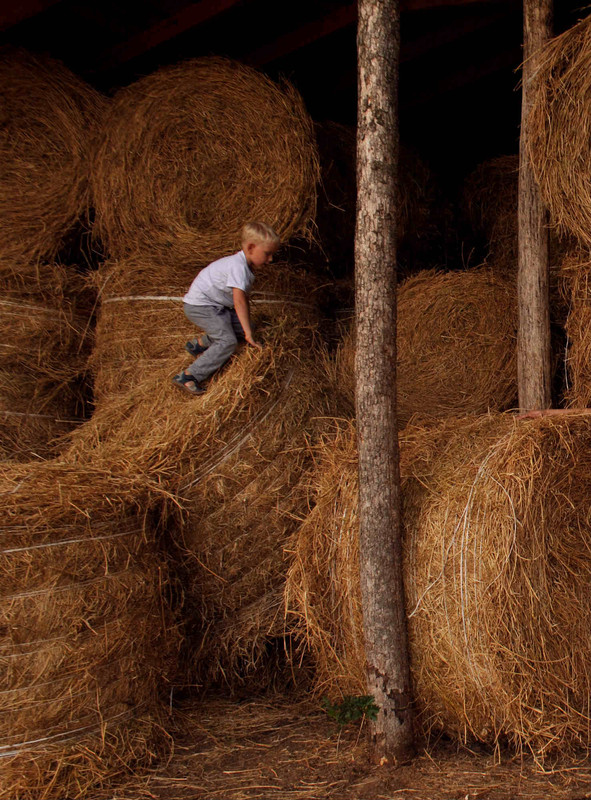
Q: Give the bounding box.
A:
[58,56,332,690]
[334,266,519,420]
[0,48,106,460]
[527,13,591,407]
[63,254,336,688]
[0,460,179,799]
[0,47,179,798]
[0,264,93,461]
[286,412,591,756]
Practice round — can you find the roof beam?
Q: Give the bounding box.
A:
[0,0,63,33]
[404,46,521,107]
[246,4,357,67]
[404,0,514,7]
[93,0,244,71]
[92,0,515,75]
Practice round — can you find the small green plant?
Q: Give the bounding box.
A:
[321,694,379,726]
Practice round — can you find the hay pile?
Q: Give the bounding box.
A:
[0,263,93,461]
[59,252,337,687]
[335,266,518,422]
[527,14,591,246]
[0,460,179,799]
[90,57,319,268]
[287,412,591,755]
[0,47,107,268]
[0,47,106,460]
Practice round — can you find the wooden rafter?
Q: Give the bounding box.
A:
[90,0,515,73]
[0,0,62,33]
[93,0,244,71]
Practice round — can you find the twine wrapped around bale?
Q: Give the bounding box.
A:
[0,461,179,799]
[527,14,591,246]
[335,266,518,423]
[62,255,338,687]
[0,47,107,270]
[91,57,319,268]
[0,263,94,461]
[286,412,591,756]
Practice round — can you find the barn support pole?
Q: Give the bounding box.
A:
[355,0,414,764]
[517,0,553,412]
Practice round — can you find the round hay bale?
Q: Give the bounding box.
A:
[91,57,319,268]
[527,14,591,245]
[0,264,94,461]
[0,48,107,270]
[286,412,591,755]
[0,461,179,799]
[335,266,518,424]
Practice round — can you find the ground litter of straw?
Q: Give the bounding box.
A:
[96,696,591,800]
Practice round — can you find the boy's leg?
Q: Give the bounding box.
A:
[183,305,238,383]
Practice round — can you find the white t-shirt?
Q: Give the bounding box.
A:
[183,250,254,308]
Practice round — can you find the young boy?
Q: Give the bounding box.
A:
[173,221,280,395]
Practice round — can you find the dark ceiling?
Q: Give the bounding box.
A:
[0,0,587,186]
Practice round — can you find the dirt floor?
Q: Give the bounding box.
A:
[108,696,591,800]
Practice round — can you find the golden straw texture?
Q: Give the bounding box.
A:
[0,461,179,799]
[527,14,591,245]
[287,413,591,756]
[559,247,591,407]
[91,57,319,268]
[335,266,518,423]
[0,47,107,270]
[0,264,94,460]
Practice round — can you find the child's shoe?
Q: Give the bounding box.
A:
[172,371,205,395]
[185,339,208,358]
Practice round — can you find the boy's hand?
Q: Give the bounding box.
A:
[245,333,263,350]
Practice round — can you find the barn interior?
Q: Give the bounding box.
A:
[4,1,591,798]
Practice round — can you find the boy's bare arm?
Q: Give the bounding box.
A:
[233,287,262,349]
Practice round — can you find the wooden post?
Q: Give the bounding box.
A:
[517,0,553,412]
[355,0,414,764]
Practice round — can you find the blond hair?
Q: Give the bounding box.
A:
[241,221,280,248]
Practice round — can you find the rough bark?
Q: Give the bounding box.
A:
[355,0,414,764]
[517,0,553,412]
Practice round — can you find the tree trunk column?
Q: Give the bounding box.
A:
[518,0,553,412]
[355,0,414,763]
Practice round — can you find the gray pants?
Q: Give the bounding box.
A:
[183,303,245,382]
